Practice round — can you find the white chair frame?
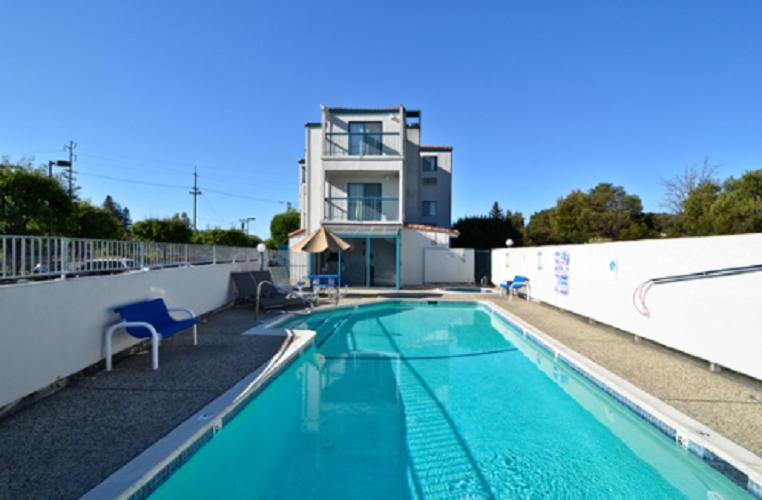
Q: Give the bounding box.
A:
[104,307,197,371]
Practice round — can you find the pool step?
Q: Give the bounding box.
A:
[397,364,493,499]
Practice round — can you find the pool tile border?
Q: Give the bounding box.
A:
[480,300,762,499]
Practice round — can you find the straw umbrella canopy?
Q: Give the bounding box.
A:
[292,226,352,253]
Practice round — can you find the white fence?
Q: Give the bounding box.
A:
[491,233,762,380]
[0,261,259,410]
[424,247,474,284]
[0,235,259,283]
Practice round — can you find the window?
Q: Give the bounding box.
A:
[422,156,437,172]
[422,200,438,217]
[422,177,437,186]
[348,183,382,221]
[348,122,382,155]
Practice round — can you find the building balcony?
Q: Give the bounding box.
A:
[323,132,402,159]
[323,197,400,223]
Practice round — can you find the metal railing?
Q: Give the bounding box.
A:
[0,235,261,283]
[323,131,402,157]
[324,197,400,222]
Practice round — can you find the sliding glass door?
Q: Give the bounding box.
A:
[347,183,382,221]
[348,122,382,155]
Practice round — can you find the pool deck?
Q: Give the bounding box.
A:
[0,306,292,499]
[1,291,761,498]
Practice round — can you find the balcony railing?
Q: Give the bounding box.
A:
[323,131,402,157]
[0,235,261,283]
[324,197,400,223]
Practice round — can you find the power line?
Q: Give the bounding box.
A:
[75,170,289,205]
[76,171,188,190]
[203,187,287,204]
[77,151,294,182]
[75,156,295,189]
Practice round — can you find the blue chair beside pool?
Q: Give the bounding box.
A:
[104,298,199,371]
[499,275,530,300]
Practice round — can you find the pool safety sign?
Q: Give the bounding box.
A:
[554,250,570,296]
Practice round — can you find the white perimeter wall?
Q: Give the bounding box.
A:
[424,247,474,284]
[0,263,255,409]
[491,233,762,380]
[401,228,451,286]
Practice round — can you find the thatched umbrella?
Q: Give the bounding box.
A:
[292,226,352,289]
[292,226,351,253]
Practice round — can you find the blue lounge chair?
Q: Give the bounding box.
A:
[499,275,530,300]
[104,298,198,371]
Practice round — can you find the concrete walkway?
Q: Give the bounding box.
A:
[0,306,289,499]
[484,295,762,457]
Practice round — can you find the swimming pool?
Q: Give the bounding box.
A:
[150,301,749,499]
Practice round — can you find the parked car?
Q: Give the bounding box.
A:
[74,258,139,276]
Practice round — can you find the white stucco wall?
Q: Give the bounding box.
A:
[491,234,762,380]
[0,263,255,409]
[400,228,452,286]
[306,126,323,233]
[424,247,474,284]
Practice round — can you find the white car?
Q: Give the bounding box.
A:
[75,258,138,275]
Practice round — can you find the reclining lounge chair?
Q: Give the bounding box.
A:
[231,271,311,314]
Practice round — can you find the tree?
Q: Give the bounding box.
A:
[102,195,132,231]
[71,202,124,239]
[131,213,193,243]
[585,183,651,240]
[678,180,721,235]
[193,228,261,247]
[709,169,762,234]
[0,162,73,235]
[551,190,591,243]
[662,158,718,214]
[526,208,556,245]
[452,208,524,249]
[527,183,654,244]
[488,201,504,219]
[269,208,300,248]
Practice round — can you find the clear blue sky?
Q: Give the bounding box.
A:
[2,0,761,237]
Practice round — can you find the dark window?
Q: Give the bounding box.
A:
[422,177,437,186]
[422,156,437,172]
[348,122,382,155]
[422,200,438,217]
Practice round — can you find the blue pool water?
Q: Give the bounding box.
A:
[152,301,747,499]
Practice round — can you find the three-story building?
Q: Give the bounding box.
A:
[289,105,456,288]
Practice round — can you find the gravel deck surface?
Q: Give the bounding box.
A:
[0,306,290,499]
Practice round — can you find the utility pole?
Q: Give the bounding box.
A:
[190,167,202,231]
[239,217,256,234]
[63,140,77,200]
